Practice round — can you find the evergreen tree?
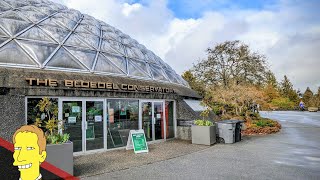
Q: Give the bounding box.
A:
[302,87,314,107]
[279,75,299,103]
[317,87,320,106]
[182,70,205,96]
[265,70,278,89]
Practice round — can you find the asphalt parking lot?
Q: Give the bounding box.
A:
[83,111,320,180]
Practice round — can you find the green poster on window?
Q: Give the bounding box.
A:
[86,125,95,140]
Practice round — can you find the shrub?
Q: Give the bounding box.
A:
[33,97,70,144]
[271,97,295,110]
[194,119,213,126]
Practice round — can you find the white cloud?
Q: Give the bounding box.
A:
[53,0,320,92]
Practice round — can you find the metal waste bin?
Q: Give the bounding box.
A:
[228,120,244,142]
[216,120,236,144]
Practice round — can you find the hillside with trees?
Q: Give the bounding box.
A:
[182,40,319,134]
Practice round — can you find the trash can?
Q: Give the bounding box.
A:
[216,120,236,144]
[228,120,244,142]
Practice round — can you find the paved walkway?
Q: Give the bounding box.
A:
[80,111,320,180]
[75,140,210,178]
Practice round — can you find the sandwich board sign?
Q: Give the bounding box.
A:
[126,130,149,154]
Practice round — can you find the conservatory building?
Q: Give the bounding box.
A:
[0,0,203,154]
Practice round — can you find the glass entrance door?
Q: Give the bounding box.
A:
[61,99,105,153]
[85,101,104,151]
[62,101,83,152]
[141,101,165,141]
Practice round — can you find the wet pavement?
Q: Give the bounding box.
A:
[85,111,320,180]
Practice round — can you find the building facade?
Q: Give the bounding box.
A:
[0,0,203,154]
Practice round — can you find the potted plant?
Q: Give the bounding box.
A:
[192,109,216,145]
[33,97,74,175]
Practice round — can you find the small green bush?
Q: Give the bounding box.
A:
[47,133,70,144]
[194,119,213,126]
[253,119,276,127]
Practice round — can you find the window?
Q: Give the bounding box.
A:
[27,98,58,125]
[107,99,139,149]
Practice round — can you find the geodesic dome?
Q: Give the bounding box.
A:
[0,0,189,86]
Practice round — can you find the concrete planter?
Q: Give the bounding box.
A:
[308,107,318,112]
[192,125,216,145]
[46,142,73,175]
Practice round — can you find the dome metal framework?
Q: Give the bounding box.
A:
[0,0,189,86]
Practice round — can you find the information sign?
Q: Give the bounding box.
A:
[126,130,148,154]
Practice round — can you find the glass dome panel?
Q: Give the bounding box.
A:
[0,27,9,37]
[18,40,58,65]
[0,37,8,45]
[0,1,12,12]
[100,39,125,56]
[101,53,127,73]
[128,60,149,78]
[18,26,57,43]
[76,32,100,49]
[149,64,169,81]
[126,46,145,60]
[0,18,32,36]
[128,59,151,78]
[76,24,100,36]
[46,47,86,70]
[94,53,125,75]
[164,69,180,84]
[102,31,121,42]
[66,46,97,70]
[0,40,36,66]
[38,24,70,43]
[3,0,29,8]
[64,33,94,50]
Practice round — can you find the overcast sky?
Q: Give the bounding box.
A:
[54,0,320,93]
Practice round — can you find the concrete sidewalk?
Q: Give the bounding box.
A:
[74,140,210,178]
[81,111,320,180]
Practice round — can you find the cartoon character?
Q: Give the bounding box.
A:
[12,125,47,180]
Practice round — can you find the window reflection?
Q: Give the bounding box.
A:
[107,99,139,149]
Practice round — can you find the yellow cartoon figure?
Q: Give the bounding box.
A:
[13,125,47,180]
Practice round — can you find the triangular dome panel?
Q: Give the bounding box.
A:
[0,40,36,66]
[130,59,150,75]
[101,53,127,73]
[66,46,97,69]
[101,39,125,55]
[39,24,70,43]
[164,70,180,84]
[0,37,8,45]
[128,59,150,78]
[18,26,57,43]
[150,64,169,81]
[64,33,93,50]
[18,40,58,65]
[46,47,85,70]
[0,27,9,37]
[94,54,124,74]
[0,18,32,36]
[0,2,12,13]
[0,10,30,22]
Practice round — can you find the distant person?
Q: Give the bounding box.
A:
[299,100,305,111]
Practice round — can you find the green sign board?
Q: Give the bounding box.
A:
[86,124,95,140]
[126,130,149,154]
